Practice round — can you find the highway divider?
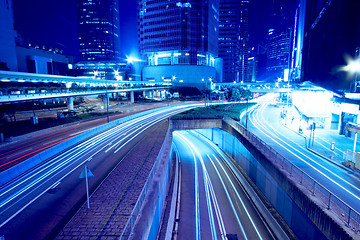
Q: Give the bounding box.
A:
[120,127,173,240]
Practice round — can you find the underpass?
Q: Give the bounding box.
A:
[172,130,276,240]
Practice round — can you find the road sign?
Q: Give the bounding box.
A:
[79,166,94,209]
[79,166,94,179]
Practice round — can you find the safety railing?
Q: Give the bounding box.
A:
[224,116,360,235]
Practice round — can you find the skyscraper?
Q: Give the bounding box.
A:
[77,0,120,62]
[266,0,297,81]
[137,0,221,88]
[0,0,17,71]
[218,0,249,83]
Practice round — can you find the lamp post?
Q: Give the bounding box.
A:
[106,79,109,123]
[209,78,213,105]
[245,97,248,129]
[348,59,360,92]
[94,70,109,123]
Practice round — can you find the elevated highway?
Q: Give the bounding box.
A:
[0,70,170,106]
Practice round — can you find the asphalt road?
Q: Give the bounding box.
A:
[0,104,198,239]
[245,93,360,214]
[0,102,171,173]
[173,130,275,240]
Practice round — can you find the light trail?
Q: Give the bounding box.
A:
[177,131,220,240]
[248,97,360,203]
[174,132,201,240]
[0,105,197,228]
[211,154,263,240]
[207,154,248,240]
[174,130,270,240]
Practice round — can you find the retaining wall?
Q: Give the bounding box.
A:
[169,118,355,240]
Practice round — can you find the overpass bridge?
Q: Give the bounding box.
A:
[0,70,171,109]
[216,81,293,93]
[0,70,170,88]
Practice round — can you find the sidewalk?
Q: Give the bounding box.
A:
[282,106,360,177]
[55,121,168,240]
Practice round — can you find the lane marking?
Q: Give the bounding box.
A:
[249,100,360,202]
[177,132,217,240]
[174,132,201,240]
[5,148,33,159]
[212,154,263,240]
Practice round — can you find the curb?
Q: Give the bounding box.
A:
[281,121,354,172]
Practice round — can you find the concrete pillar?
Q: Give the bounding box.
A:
[338,112,345,135]
[103,93,109,107]
[130,91,135,103]
[152,90,155,99]
[67,97,74,111]
[353,133,358,152]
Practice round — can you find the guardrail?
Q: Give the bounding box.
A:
[224,116,360,236]
[120,127,172,239]
[0,86,170,103]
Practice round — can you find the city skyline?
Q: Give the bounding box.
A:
[1,1,360,239]
[2,0,359,90]
[10,0,271,63]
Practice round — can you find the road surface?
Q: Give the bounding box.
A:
[173,130,275,240]
[245,93,360,214]
[0,104,198,239]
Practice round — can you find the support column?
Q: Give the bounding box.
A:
[67,97,74,111]
[130,91,135,103]
[103,94,109,107]
[152,90,155,99]
[353,133,358,152]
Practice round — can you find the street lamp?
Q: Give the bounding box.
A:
[105,79,109,123]
[340,55,360,90]
[93,70,99,79]
[342,57,360,92]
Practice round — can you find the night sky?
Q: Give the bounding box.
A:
[12,0,271,61]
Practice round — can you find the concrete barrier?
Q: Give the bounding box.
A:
[168,118,356,240]
[121,128,173,240]
[221,118,355,240]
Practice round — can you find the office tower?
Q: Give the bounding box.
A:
[0,0,17,71]
[137,0,221,88]
[218,0,249,83]
[77,0,120,62]
[266,0,297,82]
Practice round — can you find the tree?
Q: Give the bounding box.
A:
[0,62,10,71]
[227,86,252,101]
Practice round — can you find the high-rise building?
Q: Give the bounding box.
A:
[77,0,120,62]
[0,0,18,71]
[266,0,297,82]
[137,0,221,88]
[266,28,292,80]
[218,0,249,83]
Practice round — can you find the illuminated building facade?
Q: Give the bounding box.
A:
[137,0,221,88]
[218,0,249,83]
[266,0,297,82]
[266,28,292,81]
[77,0,120,62]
